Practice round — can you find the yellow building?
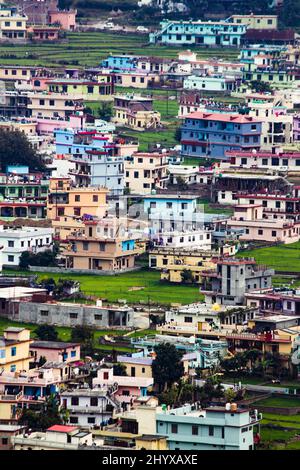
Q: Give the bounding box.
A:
[117,355,153,379]
[229,14,278,30]
[47,177,109,241]
[125,152,169,194]
[149,248,216,284]
[135,435,168,450]
[47,75,114,102]
[28,92,84,119]
[0,65,35,82]
[0,328,32,374]
[0,6,27,40]
[113,94,161,131]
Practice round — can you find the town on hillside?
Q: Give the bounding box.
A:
[1,0,300,454]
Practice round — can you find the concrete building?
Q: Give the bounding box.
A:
[112,94,161,131]
[201,258,274,305]
[156,404,261,450]
[60,388,120,428]
[116,355,153,379]
[0,6,27,41]
[63,218,140,272]
[0,424,26,450]
[227,204,300,244]
[149,20,246,47]
[181,112,262,160]
[47,177,109,241]
[12,425,95,450]
[47,76,114,102]
[93,368,153,405]
[0,226,54,267]
[183,75,237,93]
[228,14,278,30]
[55,129,126,195]
[0,328,32,374]
[48,9,77,30]
[30,341,81,365]
[27,92,84,119]
[12,300,134,329]
[125,152,169,194]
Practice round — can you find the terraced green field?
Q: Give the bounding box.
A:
[0,32,239,67]
[237,241,300,273]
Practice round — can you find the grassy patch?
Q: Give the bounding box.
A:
[3,268,203,305]
[256,397,300,408]
[237,242,300,272]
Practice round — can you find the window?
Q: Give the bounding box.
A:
[0,349,5,359]
[75,195,80,202]
[83,242,89,251]
[258,229,263,235]
[71,350,76,357]
[95,314,102,321]
[70,416,78,424]
[11,347,16,357]
[8,240,14,247]
[2,438,8,445]
[8,255,14,263]
[90,397,98,406]
[287,301,292,310]
[40,310,49,317]
[192,425,199,435]
[70,312,78,319]
[10,365,16,373]
[272,231,277,237]
[49,100,55,106]
[209,426,214,436]
[93,195,98,202]
[88,417,95,424]
[184,316,193,323]
[171,424,178,434]
[71,397,79,406]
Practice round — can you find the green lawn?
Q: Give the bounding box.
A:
[237,242,300,272]
[3,268,203,305]
[123,127,178,152]
[256,397,300,408]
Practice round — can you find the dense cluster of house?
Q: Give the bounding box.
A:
[2,8,300,452]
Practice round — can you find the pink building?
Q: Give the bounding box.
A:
[36,113,86,134]
[227,204,300,244]
[92,368,153,405]
[30,341,81,364]
[48,10,77,31]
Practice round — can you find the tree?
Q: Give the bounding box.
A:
[152,343,184,392]
[174,127,181,142]
[97,102,113,121]
[181,269,194,284]
[0,129,45,172]
[35,325,58,342]
[113,363,128,376]
[175,176,188,191]
[224,388,236,403]
[250,80,273,94]
[245,349,262,369]
[19,394,64,430]
[71,326,94,357]
[19,250,58,269]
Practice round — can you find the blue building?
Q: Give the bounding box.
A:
[156,404,262,450]
[149,20,246,47]
[55,128,125,195]
[100,54,138,71]
[181,111,262,160]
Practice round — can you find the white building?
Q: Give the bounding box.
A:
[183,75,237,92]
[150,228,212,251]
[0,226,54,267]
[60,388,120,428]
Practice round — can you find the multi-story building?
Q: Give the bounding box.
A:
[116,355,153,379]
[48,9,77,30]
[227,204,300,244]
[0,424,26,450]
[125,152,169,194]
[47,177,109,241]
[181,112,262,160]
[60,388,120,428]
[149,248,216,284]
[0,327,32,374]
[201,258,274,305]
[149,20,246,47]
[112,94,161,131]
[55,129,127,195]
[0,226,54,267]
[27,92,84,119]
[156,404,261,450]
[93,368,153,405]
[30,340,81,365]
[183,75,237,93]
[0,172,49,219]
[63,218,140,272]
[113,71,160,89]
[228,14,278,30]
[236,191,300,222]
[0,6,27,40]
[47,75,114,102]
